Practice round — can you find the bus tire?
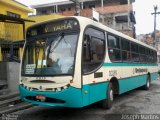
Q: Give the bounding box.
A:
[143,75,150,90]
[101,83,114,109]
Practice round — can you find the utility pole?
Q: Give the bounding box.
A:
[127,0,131,28]
[151,5,160,48]
[70,0,81,16]
[101,0,104,24]
[101,0,103,8]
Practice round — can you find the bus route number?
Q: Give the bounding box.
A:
[109,70,117,77]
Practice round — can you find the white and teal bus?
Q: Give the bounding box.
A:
[19,16,158,109]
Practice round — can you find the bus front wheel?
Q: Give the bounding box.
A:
[101,83,113,109]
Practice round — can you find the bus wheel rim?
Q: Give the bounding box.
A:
[110,89,113,101]
[147,80,150,88]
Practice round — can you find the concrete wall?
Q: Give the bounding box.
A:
[0,62,7,80]
[7,62,20,92]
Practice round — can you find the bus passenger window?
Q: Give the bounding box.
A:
[107,34,121,62]
[82,28,105,74]
[83,34,91,61]
[121,39,131,62]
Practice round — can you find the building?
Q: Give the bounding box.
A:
[0,0,33,62]
[26,14,63,29]
[137,34,154,46]
[31,0,136,38]
[155,32,160,64]
[137,31,160,65]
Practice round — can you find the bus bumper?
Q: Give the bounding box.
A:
[19,85,84,108]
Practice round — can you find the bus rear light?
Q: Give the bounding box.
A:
[36,95,46,101]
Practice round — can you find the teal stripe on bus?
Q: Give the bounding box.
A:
[103,63,158,67]
[19,72,158,108]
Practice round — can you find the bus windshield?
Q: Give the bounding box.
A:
[21,32,79,76]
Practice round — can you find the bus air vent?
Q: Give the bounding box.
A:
[26,96,66,103]
[30,80,55,83]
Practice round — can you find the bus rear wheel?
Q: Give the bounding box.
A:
[101,83,113,109]
[143,75,150,90]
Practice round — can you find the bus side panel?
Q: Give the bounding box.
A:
[19,85,84,108]
[82,84,90,106]
[119,72,158,94]
[151,72,158,81]
[119,74,147,94]
[89,82,108,104]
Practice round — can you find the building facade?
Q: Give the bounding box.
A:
[0,0,33,61]
[137,31,160,65]
[155,32,160,64]
[31,0,136,38]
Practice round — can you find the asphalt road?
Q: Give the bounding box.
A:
[11,79,160,120]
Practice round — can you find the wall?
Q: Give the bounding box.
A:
[0,22,24,41]
[0,0,32,18]
[7,62,20,92]
[0,62,7,81]
[26,14,64,29]
[0,62,20,92]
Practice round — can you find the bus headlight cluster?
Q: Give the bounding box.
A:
[22,84,70,92]
[48,84,70,92]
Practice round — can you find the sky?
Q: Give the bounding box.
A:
[15,0,160,35]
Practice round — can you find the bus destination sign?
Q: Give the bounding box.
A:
[27,19,79,37]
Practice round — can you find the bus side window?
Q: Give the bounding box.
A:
[82,28,105,74]
[83,34,91,61]
[108,34,121,62]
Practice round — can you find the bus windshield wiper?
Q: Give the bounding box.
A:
[50,32,64,53]
[46,32,64,59]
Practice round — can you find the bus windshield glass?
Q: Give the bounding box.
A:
[21,18,79,76]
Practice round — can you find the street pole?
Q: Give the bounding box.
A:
[151,5,160,48]
[70,0,81,16]
[76,1,81,16]
[101,0,103,8]
[127,0,131,28]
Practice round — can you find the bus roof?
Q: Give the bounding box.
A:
[27,16,156,51]
[72,16,156,51]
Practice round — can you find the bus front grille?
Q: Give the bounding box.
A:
[26,96,66,104]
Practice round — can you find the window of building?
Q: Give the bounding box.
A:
[82,27,105,74]
[89,5,95,8]
[61,8,66,12]
[41,10,47,14]
[7,11,21,18]
[120,0,128,5]
[68,8,71,11]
